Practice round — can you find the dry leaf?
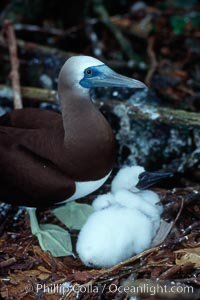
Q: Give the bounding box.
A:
[151,219,173,247]
[37,265,51,273]
[175,247,200,267]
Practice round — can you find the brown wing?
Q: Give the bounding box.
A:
[0,109,75,207]
[0,108,63,129]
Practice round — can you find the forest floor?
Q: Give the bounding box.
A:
[0,0,200,299]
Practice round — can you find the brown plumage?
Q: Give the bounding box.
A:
[0,56,146,208]
[0,103,116,207]
[0,109,73,206]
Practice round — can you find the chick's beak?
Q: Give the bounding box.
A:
[136,171,173,189]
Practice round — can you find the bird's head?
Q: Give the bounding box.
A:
[111,165,173,193]
[58,56,147,98]
[111,166,145,193]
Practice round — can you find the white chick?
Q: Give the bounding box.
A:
[140,190,163,215]
[111,166,145,193]
[92,192,115,211]
[77,165,171,268]
[93,166,163,229]
[92,190,161,236]
[111,166,164,216]
[76,205,154,268]
[113,190,161,237]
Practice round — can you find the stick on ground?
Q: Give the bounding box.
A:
[4,20,23,109]
[145,35,158,86]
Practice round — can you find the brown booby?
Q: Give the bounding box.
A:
[0,56,147,255]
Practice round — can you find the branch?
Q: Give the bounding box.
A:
[3,20,23,109]
[0,33,74,61]
[145,35,158,86]
[96,99,200,130]
[91,0,142,62]
[0,34,144,70]
[14,23,83,37]
[0,84,57,103]
[0,83,199,130]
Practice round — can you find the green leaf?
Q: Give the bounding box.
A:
[170,12,200,35]
[170,16,186,34]
[35,223,72,257]
[53,201,93,230]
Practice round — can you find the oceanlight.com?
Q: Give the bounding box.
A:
[36,281,194,297]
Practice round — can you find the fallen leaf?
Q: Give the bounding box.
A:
[151,219,173,247]
[175,247,200,267]
[36,224,72,257]
[53,201,93,230]
[37,265,51,273]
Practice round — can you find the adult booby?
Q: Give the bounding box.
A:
[0,56,146,254]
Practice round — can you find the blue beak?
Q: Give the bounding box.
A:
[80,65,147,89]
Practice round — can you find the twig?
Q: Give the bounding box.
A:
[145,35,158,86]
[14,23,65,36]
[91,0,142,62]
[97,246,160,278]
[0,34,145,70]
[14,23,83,37]
[159,266,181,280]
[173,231,200,247]
[173,198,184,225]
[182,221,200,236]
[164,188,200,214]
[0,2,12,27]
[3,20,22,109]
[0,33,74,62]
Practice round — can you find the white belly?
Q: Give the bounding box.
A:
[60,172,111,203]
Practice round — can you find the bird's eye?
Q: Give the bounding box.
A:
[86,69,92,75]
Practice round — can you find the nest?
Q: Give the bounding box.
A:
[0,186,200,300]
